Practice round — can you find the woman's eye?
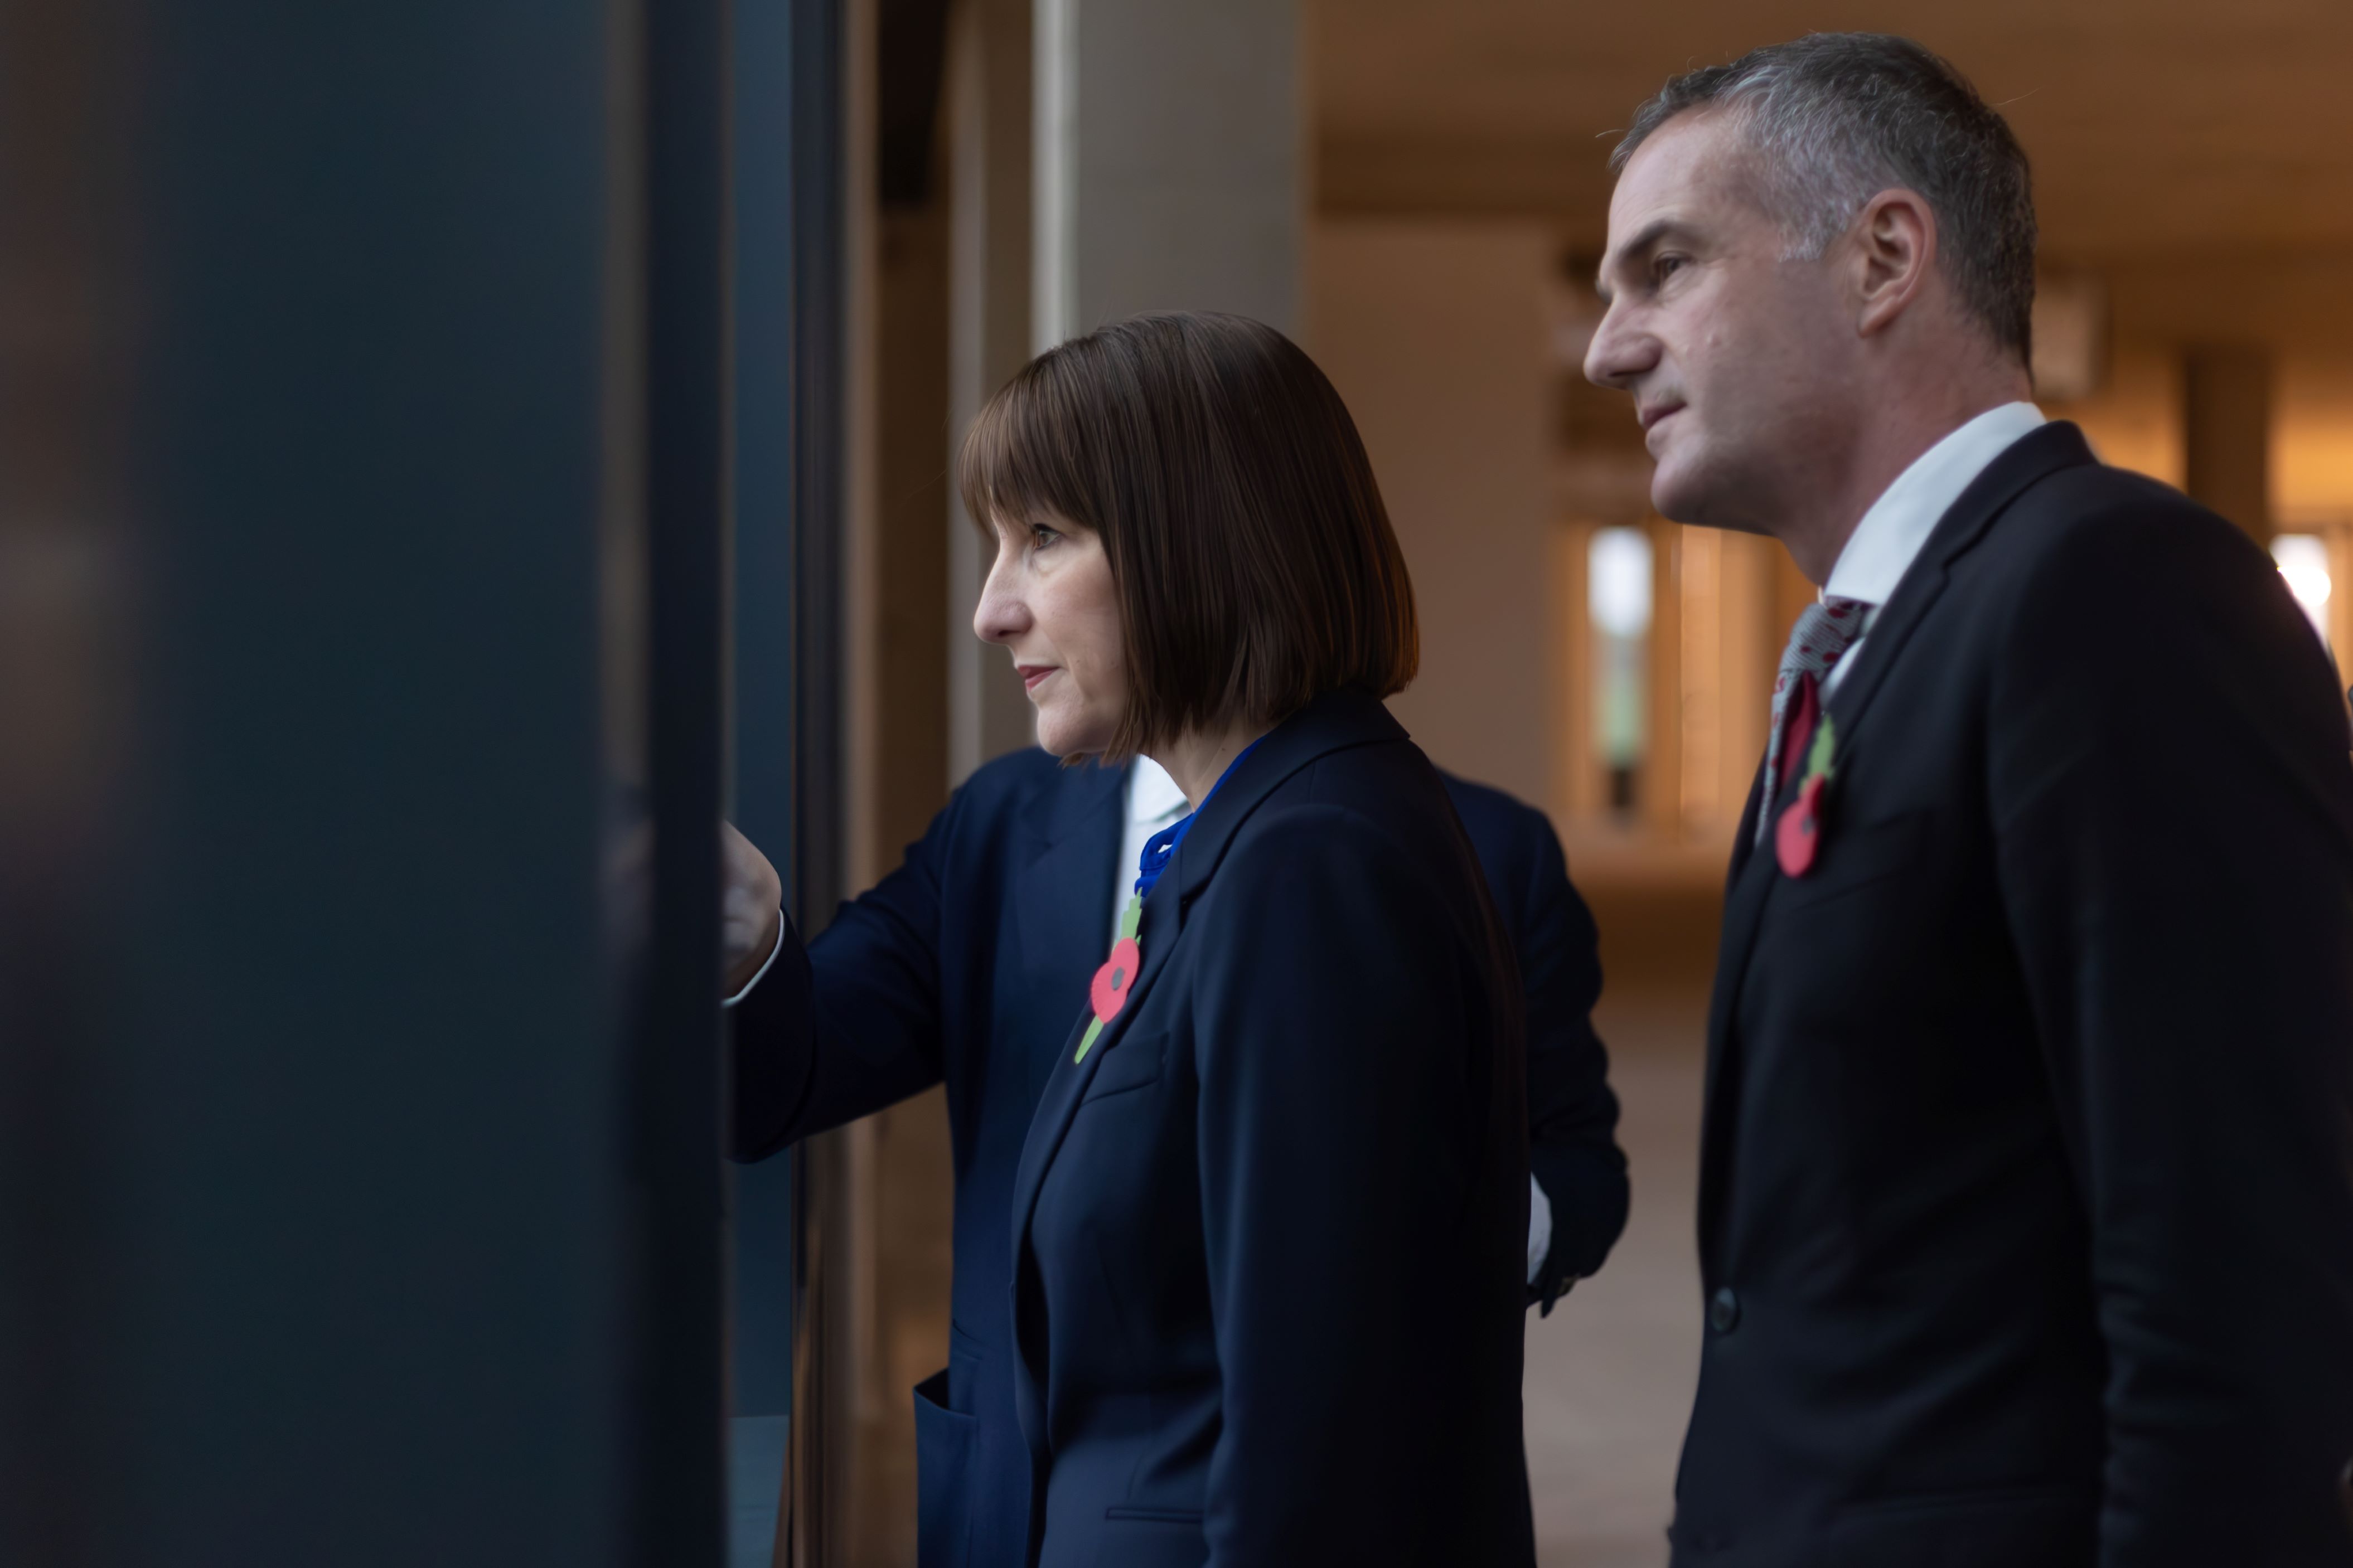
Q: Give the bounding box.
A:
[1031,525,1061,549]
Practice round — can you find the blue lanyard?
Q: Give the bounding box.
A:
[1132,736,1264,901]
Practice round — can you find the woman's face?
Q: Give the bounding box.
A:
[973,512,1127,756]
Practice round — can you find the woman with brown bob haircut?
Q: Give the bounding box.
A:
[961,312,1536,1566]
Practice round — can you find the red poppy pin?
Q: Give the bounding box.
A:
[1775,715,1837,878]
[1076,896,1145,1063]
[1090,936,1140,1025]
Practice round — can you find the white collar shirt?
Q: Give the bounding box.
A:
[1819,400,2047,696]
[1114,758,1193,946]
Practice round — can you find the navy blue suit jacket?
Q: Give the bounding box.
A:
[1008,691,1533,1566]
[733,702,1624,1568]
[1674,423,2353,1565]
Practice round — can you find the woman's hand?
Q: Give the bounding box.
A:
[723,821,784,997]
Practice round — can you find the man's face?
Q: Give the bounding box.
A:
[1585,111,1857,532]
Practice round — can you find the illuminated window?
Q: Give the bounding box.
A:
[2272,532,2332,645]
[1589,526,1652,812]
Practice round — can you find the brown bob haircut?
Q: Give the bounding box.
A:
[956,310,1418,762]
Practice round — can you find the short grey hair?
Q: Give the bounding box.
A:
[1611,34,2036,361]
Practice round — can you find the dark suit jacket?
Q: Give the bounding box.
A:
[733,713,1622,1568]
[1672,421,2353,1567]
[1449,773,1630,1297]
[1008,690,1533,1567]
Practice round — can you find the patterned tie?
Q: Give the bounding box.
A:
[1756,596,1871,843]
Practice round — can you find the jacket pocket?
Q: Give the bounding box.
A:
[1776,809,1929,910]
[1097,1508,1208,1568]
[1826,1480,2094,1568]
[1837,1479,2083,1514]
[1080,1029,1166,1103]
[912,1369,977,1568]
[1103,1506,1203,1523]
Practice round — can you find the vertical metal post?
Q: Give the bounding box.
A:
[732,0,850,1559]
[729,0,803,1559]
[635,0,733,1558]
[786,0,854,1560]
[791,0,848,925]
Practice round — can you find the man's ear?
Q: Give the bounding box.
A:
[1851,188,1936,339]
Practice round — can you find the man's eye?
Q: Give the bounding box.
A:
[1654,254,1687,283]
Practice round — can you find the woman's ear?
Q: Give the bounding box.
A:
[1851,188,1937,339]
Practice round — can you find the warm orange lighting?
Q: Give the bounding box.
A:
[1679,527,1721,828]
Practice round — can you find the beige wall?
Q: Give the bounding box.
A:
[2042,254,2353,686]
[1306,219,1555,811]
[2052,254,2353,519]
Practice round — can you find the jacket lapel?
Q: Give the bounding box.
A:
[1007,870,1180,1322]
[1821,423,2097,747]
[1169,690,1406,902]
[1011,760,1126,1104]
[1696,421,2100,1260]
[1006,691,1410,1403]
[1697,768,1774,1255]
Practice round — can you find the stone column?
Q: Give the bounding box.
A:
[1034,0,1303,346]
[945,0,1040,781]
[2183,345,2274,542]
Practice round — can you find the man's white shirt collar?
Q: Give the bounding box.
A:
[1823,401,2047,612]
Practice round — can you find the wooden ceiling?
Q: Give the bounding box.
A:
[1314,0,2353,261]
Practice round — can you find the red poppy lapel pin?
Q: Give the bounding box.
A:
[1775,713,1837,878]
[1076,894,1143,1063]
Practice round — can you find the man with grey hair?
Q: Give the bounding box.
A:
[1587,32,2353,1567]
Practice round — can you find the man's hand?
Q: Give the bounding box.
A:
[723,821,785,997]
